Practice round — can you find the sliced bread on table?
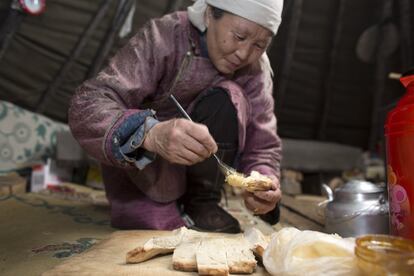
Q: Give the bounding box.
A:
[126,227,261,276]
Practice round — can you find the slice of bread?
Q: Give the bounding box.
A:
[226,170,272,192]
[244,227,270,258]
[126,227,188,264]
[172,229,208,272]
[196,238,229,276]
[225,236,257,274]
[172,240,200,272]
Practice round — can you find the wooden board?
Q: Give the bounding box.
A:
[43,230,270,276]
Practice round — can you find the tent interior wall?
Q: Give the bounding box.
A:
[2,3,414,274]
[0,0,413,152]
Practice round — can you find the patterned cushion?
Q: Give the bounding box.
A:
[0,101,68,173]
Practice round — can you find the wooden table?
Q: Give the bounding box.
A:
[0,188,326,276]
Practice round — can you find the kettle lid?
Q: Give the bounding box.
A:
[336,180,384,194]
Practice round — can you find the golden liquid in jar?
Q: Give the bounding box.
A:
[355,235,414,276]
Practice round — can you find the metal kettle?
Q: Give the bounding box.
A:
[321,180,389,237]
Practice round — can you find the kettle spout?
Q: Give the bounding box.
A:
[321,183,334,201]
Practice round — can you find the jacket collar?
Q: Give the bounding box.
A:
[188,19,203,56]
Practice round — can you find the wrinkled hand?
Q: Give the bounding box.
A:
[244,175,282,215]
[142,118,217,165]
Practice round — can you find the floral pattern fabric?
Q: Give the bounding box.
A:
[0,101,68,173]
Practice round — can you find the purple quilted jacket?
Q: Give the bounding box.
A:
[68,11,282,229]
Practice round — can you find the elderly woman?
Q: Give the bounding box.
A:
[69,0,283,233]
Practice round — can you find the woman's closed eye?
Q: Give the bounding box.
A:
[254,43,266,50]
[233,33,246,41]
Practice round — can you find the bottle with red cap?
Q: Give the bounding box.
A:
[385,69,414,240]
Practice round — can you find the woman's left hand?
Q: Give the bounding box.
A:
[243,175,282,215]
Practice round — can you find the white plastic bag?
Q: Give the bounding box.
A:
[263,227,358,276]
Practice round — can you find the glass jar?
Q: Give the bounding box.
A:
[355,235,414,275]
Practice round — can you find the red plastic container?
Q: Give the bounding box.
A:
[385,73,414,240]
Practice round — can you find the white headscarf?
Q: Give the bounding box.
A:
[187,0,284,74]
[188,0,283,35]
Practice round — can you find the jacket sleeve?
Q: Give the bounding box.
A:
[238,70,282,179]
[68,17,174,169]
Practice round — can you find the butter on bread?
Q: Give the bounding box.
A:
[225,170,272,192]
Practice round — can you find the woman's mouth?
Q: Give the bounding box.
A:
[226,59,240,70]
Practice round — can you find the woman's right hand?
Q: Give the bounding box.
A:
[142,118,218,165]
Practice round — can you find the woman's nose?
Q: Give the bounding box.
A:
[235,43,252,62]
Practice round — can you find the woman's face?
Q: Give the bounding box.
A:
[205,8,273,74]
